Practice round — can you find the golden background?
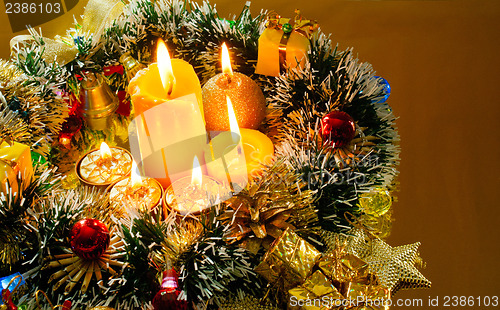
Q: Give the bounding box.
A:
[1,0,499,307]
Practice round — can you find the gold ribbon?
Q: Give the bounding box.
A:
[266,10,319,37]
[265,10,319,73]
[35,290,55,309]
[10,0,125,66]
[0,157,19,175]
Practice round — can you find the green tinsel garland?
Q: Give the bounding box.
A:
[0,0,403,308]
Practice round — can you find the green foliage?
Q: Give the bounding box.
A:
[1,0,401,307]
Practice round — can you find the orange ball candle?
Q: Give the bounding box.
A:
[202,43,267,132]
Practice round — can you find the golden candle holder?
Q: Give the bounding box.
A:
[107,176,165,219]
[75,146,132,190]
[163,175,226,218]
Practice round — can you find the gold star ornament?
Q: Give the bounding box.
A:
[343,228,431,294]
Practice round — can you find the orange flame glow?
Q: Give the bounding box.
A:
[99,142,112,160]
[226,96,241,145]
[157,39,175,95]
[191,156,203,189]
[221,43,233,76]
[130,161,143,188]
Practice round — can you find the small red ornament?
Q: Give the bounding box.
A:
[69,219,110,260]
[152,269,188,310]
[320,111,356,148]
[115,90,131,116]
[62,300,72,310]
[1,288,17,310]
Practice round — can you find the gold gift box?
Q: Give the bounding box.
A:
[255,27,310,77]
[289,254,390,310]
[255,228,321,289]
[0,141,33,195]
[289,271,343,310]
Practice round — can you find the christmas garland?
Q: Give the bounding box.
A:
[0,0,430,309]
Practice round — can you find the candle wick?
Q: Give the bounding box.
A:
[224,72,232,84]
[167,75,176,96]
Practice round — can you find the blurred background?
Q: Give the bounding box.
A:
[1,0,499,308]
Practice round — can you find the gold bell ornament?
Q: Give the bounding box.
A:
[80,72,119,131]
[119,53,145,82]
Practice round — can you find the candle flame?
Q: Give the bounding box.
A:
[99,142,112,159]
[157,39,175,95]
[130,160,143,188]
[191,156,203,189]
[227,96,240,144]
[221,43,233,76]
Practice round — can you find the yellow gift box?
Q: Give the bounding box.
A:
[289,271,343,310]
[255,228,321,290]
[0,141,34,195]
[255,12,318,77]
[289,253,390,310]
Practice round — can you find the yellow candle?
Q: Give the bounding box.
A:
[204,97,274,188]
[109,161,163,214]
[164,157,223,216]
[128,41,203,115]
[128,39,207,188]
[76,142,132,187]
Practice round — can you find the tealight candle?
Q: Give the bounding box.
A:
[204,97,274,188]
[76,142,132,187]
[202,43,267,131]
[128,39,207,188]
[109,161,163,216]
[164,157,223,217]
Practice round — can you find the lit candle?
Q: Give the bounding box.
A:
[108,161,163,215]
[202,43,267,131]
[128,39,207,188]
[76,142,132,187]
[204,96,274,188]
[164,156,222,217]
[128,40,203,114]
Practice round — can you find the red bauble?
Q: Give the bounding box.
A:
[152,269,188,310]
[1,288,17,310]
[320,111,356,148]
[69,219,110,260]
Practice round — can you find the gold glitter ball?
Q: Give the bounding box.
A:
[358,188,392,216]
[202,72,267,131]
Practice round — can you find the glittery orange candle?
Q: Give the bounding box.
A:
[202,43,267,131]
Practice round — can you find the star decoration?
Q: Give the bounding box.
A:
[342,228,431,294]
[43,230,127,294]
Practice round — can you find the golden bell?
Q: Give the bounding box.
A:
[120,53,145,82]
[81,73,119,131]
